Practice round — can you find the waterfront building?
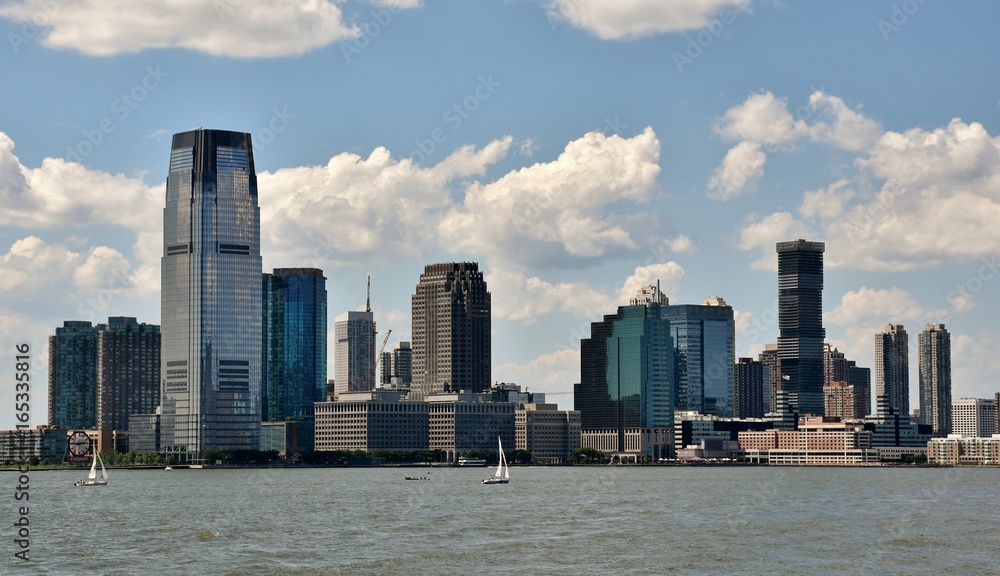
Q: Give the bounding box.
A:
[515,403,581,464]
[739,416,876,465]
[918,323,952,436]
[427,392,514,462]
[765,390,799,431]
[160,129,263,458]
[48,321,99,430]
[334,310,376,395]
[96,317,160,452]
[410,262,491,400]
[0,428,67,464]
[580,428,673,462]
[673,411,771,455]
[861,394,931,461]
[757,343,779,414]
[951,398,996,438]
[127,413,160,455]
[996,393,1000,440]
[380,341,412,388]
[314,390,429,452]
[733,357,766,418]
[823,381,867,421]
[776,239,826,416]
[927,434,1000,465]
[264,268,327,419]
[575,292,674,453]
[660,296,735,416]
[260,420,314,456]
[875,324,909,418]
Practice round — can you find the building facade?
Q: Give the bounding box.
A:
[875,324,909,418]
[951,398,996,438]
[575,298,674,451]
[823,381,867,421]
[333,310,376,395]
[48,321,99,430]
[264,268,327,419]
[734,357,766,418]
[160,128,263,457]
[96,317,160,448]
[776,239,826,416]
[846,362,872,416]
[515,403,581,464]
[427,393,514,462]
[410,262,491,399]
[927,435,1000,465]
[918,323,952,436]
[660,297,735,417]
[380,341,412,388]
[314,390,429,452]
[757,343,779,414]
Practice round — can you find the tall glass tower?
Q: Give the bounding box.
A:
[263,268,327,420]
[660,297,735,417]
[161,129,262,458]
[776,239,826,416]
[918,323,951,436]
[875,324,909,417]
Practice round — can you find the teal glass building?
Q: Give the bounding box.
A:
[660,298,735,417]
[48,321,99,430]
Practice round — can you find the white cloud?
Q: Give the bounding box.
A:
[0,0,361,58]
[799,179,854,221]
[707,140,766,200]
[713,92,807,147]
[546,0,750,40]
[494,348,580,406]
[951,333,1000,400]
[737,212,812,271]
[808,92,882,152]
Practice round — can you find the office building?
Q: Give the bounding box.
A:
[334,310,376,395]
[515,403,581,464]
[48,321,99,430]
[951,398,996,438]
[381,341,412,388]
[758,343,779,414]
[847,362,872,417]
[875,324,909,417]
[410,262,491,399]
[776,239,826,415]
[0,428,67,464]
[160,129,263,458]
[739,417,877,465]
[427,392,514,461]
[314,390,429,452]
[919,323,952,436]
[96,317,161,451]
[660,296,735,416]
[263,268,327,419]
[734,357,766,418]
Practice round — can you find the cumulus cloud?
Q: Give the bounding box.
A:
[0,0,365,58]
[546,0,750,40]
[494,348,580,405]
[713,92,808,147]
[737,212,812,271]
[707,140,766,200]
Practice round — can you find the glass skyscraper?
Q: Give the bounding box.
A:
[48,320,99,430]
[875,324,909,418]
[263,268,327,421]
[918,323,951,436]
[161,129,262,457]
[660,297,735,417]
[776,239,826,416]
[575,300,673,447]
[410,262,491,400]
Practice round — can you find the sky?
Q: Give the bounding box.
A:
[2,0,1000,430]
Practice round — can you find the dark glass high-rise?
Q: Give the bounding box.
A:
[776,239,825,416]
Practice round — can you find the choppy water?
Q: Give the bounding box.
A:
[5,465,999,575]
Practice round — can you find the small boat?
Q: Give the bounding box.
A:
[164,465,173,471]
[482,437,510,485]
[74,451,109,487]
[404,474,430,481]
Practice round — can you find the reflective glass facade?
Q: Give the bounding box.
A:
[575,303,673,449]
[777,239,826,416]
[48,321,99,429]
[161,129,262,456]
[263,268,327,420]
[97,317,161,433]
[660,302,735,417]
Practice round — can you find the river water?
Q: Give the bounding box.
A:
[7,465,999,575]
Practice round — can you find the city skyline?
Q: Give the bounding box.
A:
[4,3,1000,430]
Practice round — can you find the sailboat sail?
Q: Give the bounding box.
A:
[87,454,98,480]
[482,436,510,484]
[98,452,109,481]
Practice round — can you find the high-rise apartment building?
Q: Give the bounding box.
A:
[575,297,674,448]
[823,344,848,387]
[776,239,826,415]
[846,362,872,417]
[161,129,262,457]
[410,262,491,400]
[919,323,951,436]
[263,268,327,420]
[875,324,909,418]
[48,321,99,429]
[660,296,735,417]
[823,381,867,420]
[97,317,161,435]
[334,310,376,395]
[734,357,766,418]
[758,343,779,414]
[951,398,996,437]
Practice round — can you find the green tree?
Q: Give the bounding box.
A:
[508,449,532,465]
[567,447,608,465]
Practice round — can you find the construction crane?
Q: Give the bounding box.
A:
[366,329,391,391]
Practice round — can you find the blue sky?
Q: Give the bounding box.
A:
[2,0,1000,430]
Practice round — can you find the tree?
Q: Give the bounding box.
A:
[567,447,608,465]
[508,449,532,465]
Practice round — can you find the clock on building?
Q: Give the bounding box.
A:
[68,431,91,457]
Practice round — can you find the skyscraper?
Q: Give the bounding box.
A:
[776,239,826,415]
[846,361,872,417]
[823,343,847,387]
[758,343,779,414]
[48,321,99,430]
[660,296,735,417]
[381,341,412,388]
[875,324,909,418]
[263,268,327,420]
[161,129,262,458]
[97,317,161,437]
[333,310,376,395]
[734,357,766,418]
[919,323,951,436]
[575,297,673,448]
[410,263,491,400]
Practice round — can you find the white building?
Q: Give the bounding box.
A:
[333,310,376,395]
[951,398,996,438]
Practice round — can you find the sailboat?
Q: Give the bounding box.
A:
[74,451,109,487]
[481,437,510,485]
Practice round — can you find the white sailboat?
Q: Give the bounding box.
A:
[482,437,510,485]
[74,451,109,487]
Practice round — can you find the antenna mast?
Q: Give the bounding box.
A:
[366,274,371,313]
